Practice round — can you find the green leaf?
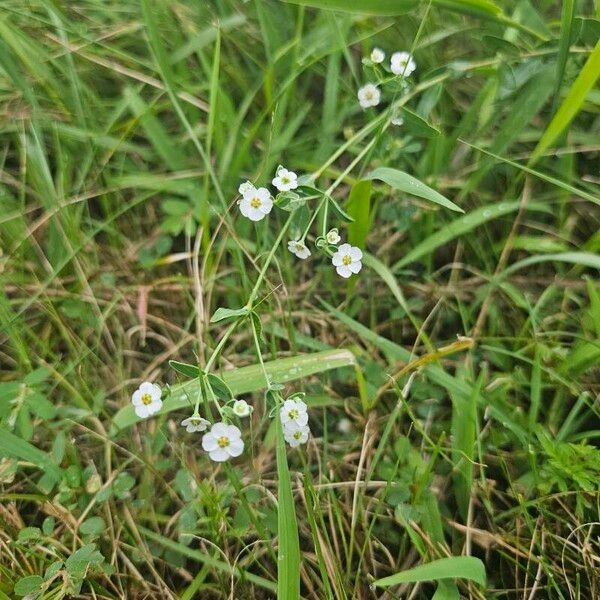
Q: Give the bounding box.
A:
[276,191,307,211]
[366,167,463,213]
[0,427,62,486]
[276,415,301,599]
[169,360,201,379]
[531,40,600,164]
[14,575,44,597]
[18,527,41,541]
[552,0,575,109]
[499,252,600,281]
[393,201,548,270]
[65,544,104,579]
[347,180,372,250]
[396,106,441,138]
[327,195,354,222]
[373,556,486,588]
[281,0,418,15]
[210,306,250,323]
[111,349,357,433]
[206,373,233,401]
[80,516,106,536]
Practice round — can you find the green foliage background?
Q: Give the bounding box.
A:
[0,0,599,598]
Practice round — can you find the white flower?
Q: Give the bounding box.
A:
[284,422,310,447]
[202,422,244,462]
[331,243,363,278]
[131,381,162,419]
[325,229,341,245]
[280,398,308,428]
[391,115,404,126]
[239,187,273,222]
[390,51,416,77]
[232,399,253,418]
[287,239,311,260]
[357,84,381,109]
[181,414,210,433]
[272,167,298,192]
[370,48,385,64]
[238,180,255,196]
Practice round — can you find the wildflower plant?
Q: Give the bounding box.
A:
[130,161,368,464]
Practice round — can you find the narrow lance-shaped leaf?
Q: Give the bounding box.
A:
[111,349,356,433]
[366,167,464,213]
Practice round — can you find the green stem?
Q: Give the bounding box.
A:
[251,317,270,388]
[246,212,294,308]
[204,320,239,373]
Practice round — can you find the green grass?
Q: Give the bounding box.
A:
[1,0,599,598]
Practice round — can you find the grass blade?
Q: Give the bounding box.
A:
[276,415,301,600]
[111,349,356,432]
[531,40,600,164]
[373,556,486,588]
[393,201,547,271]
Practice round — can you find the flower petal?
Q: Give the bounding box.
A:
[132,390,143,406]
[209,448,230,462]
[336,265,353,278]
[202,432,218,451]
[348,260,362,274]
[139,381,154,394]
[210,422,229,437]
[134,404,150,418]
[349,246,362,261]
[146,400,162,415]
[246,207,266,221]
[224,424,242,440]
[227,438,244,457]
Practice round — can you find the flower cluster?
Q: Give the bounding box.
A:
[238,166,363,279]
[357,48,417,116]
[237,165,299,223]
[131,381,308,462]
[280,396,310,447]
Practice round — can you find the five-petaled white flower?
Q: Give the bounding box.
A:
[181,414,210,433]
[238,180,255,196]
[287,239,311,260]
[326,229,341,245]
[332,243,363,278]
[357,84,381,109]
[272,167,298,192]
[232,399,253,418]
[202,422,244,462]
[239,187,273,222]
[370,48,385,64]
[390,51,416,77]
[284,422,310,447]
[280,398,309,427]
[131,381,162,419]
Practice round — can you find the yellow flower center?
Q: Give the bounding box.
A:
[342,254,352,266]
[365,91,373,100]
[250,197,262,209]
[293,431,302,440]
[141,393,153,405]
[190,418,200,426]
[288,409,299,420]
[217,436,230,448]
[282,176,290,184]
